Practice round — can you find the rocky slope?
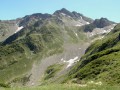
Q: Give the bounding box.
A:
[0,20,17,41]
[0,8,116,87]
[66,24,120,85]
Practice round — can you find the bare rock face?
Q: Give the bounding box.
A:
[93,18,115,28]
[83,18,116,32]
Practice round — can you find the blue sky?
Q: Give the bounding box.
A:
[0,0,119,22]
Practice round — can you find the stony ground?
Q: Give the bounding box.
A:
[27,42,90,86]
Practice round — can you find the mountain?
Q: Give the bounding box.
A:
[54,8,93,23]
[0,20,18,42]
[19,13,52,27]
[66,24,120,85]
[53,8,93,27]
[93,18,115,28]
[0,8,116,87]
[83,18,115,32]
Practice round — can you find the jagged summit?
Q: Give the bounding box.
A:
[25,13,52,19]
[19,13,52,26]
[53,8,74,17]
[53,8,93,24]
[93,17,115,28]
[83,17,116,32]
[72,11,83,18]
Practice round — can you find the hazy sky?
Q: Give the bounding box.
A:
[0,0,119,22]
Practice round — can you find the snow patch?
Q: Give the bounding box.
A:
[88,26,114,38]
[75,33,78,37]
[77,19,90,26]
[87,24,117,38]
[86,22,90,24]
[62,56,79,68]
[31,82,34,86]
[15,26,24,33]
[61,13,66,16]
[74,32,78,37]
[80,16,83,20]
[75,24,83,27]
[61,58,64,61]
[110,27,114,30]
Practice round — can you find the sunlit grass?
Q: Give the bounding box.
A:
[0,84,120,90]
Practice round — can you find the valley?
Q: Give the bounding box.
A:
[0,8,119,90]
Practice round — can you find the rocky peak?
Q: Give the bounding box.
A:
[72,11,83,18]
[53,8,74,17]
[29,13,52,19]
[19,13,52,26]
[93,18,115,28]
[53,8,93,23]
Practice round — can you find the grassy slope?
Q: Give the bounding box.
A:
[0,17,87,87]
[44,64,63,80]
[0,21,64,87]
[1,84,120,90]
[66,24,120,85]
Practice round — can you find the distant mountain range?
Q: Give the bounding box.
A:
[0,8,115,42]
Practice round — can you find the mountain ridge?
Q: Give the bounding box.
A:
[0,8,117,87]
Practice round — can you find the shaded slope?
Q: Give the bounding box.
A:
[0,20,18,42]
[0,12,88,86]
[83,18,115,32]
